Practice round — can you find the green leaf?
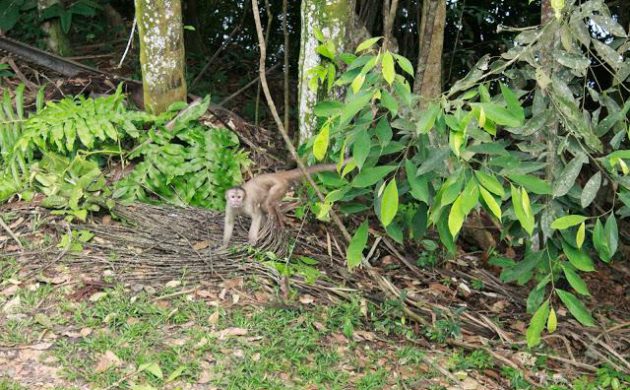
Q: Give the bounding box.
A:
[139,362,163,379]
[392,53,414,76]
[314,101,344,117]
[380,89,398,116]
[381,52,395,85]
[347,220,369,269]
[351,73,366,93]
[76,123,94,148]
[417,148,450,175]
[475,171,505,197]
[352,131,371,169]
[405,159,429,204]
[437,212,456,254]
[500,83,524,121]
[351,165,397,187]
[479,186,502,220]
[416,103,440,134]
[592,218,611,262]
[556,289,595,327]
[380,179,398,227]
[562,240,595,272]
[166,365,187,382]
[526,299,549,347]
[340,91,372,125]
[561,264,591,296]
[551,215,587,230]
[576,222,585,249]
[604,215,618,259]
[478,103,523,127]
[448,195,465,237]
[580,172,601,208]
[460,179,479,214]
[355,37,382,53]
[548,307,557,333]
[375,117,392,146]
[553,155,586,197]
[313,123,330,161]
[507,174,551,195]
[511,185,534,236]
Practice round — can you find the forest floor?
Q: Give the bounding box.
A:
[1,203,629,390]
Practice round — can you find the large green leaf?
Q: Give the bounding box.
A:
[448,195,465,237]
[580,172,601,208]
[352,130,371,169]
[561,264,591,296]
[381,52,395,85]
[552,156,586,197]
[351,165,397,187]
[507,174,551,195]
[511,185,535,236]
[526,299,549,347]
[479,186,502,220]
[556,289,595,327]
[561,240,595,272]
[477,103,523,127]
[475,171,505,197]
[551,215,587,230]
[347,220,369,269]
[379,179,398,227]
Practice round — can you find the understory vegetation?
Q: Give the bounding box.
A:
[0,0,629,388]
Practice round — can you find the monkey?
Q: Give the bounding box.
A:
[222,161,345,247]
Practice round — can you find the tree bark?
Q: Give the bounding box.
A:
[297,0,355,142]
[38,0,71,56]
[134,0,188,114]
[414,0,446,107]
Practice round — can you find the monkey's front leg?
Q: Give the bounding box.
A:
[248,211,263,245]
[222,208,235,248]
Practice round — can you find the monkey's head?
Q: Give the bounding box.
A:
[226,187,246,209]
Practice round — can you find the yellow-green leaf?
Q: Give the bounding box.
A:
[351,73,365,93]
[547,307,557,333]
[313,123,329,161]
[448,195,465,237]
[382,52,395,85]
[347,220,369,269]
[355,36,382,53]
[480,186,502,220]
[527,299,550,347]
[551,215,587,230]
[556,289,595,327]
[380,179,399,227]
[576,222,585,249]
[512,185,535,236]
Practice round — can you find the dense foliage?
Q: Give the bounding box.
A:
[305,0,629,345]
[0,86,250,219]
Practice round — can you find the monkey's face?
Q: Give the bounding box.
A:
[227,189,245,208]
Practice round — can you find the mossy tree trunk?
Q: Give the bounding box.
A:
[38,0,71,56]
[297,0,355,143]
[134,0,187,114]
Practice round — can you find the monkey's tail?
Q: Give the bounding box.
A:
[284,158,351,181]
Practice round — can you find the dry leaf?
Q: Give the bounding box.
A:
[213,327,248,339]
[490,300,508,313]
[1,285,19,296]
[299,294,315,304]
[208,311,220,325]
[165,280,181,289]
[2,296,21,313]
[232,349,244,359]
[252,353,261,362]
[196,289,214,298]
[89,292,107,302]
[80,328,92,337]
[352,330,376,342]
[429,283,451,294]
[193,240,209,250]
[231,294,240,304]
[95,350,122,373]
[218,289,227,300]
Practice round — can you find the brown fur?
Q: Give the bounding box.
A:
[222,163,341,247]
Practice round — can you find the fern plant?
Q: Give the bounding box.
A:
[114,124,249,210]
[16,83,139,156]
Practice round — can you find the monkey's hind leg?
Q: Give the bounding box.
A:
[264,182,288,228]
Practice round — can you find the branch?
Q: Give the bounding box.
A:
[250,0,351,243]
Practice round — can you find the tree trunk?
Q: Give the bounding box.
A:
[297,0,355,142]
[38,0,71,56]
[414,0,445,107]
[134,0,188,114]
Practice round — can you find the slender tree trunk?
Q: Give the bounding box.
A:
[297,0,355,142]
[414,0,445,107]
[134,0,187,114]
[38,0,71,56]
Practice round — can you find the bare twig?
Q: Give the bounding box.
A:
[218,63,281,106]
[0,215,22,249]
[117,18,137,68]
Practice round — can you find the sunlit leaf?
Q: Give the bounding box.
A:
[526,299,549,347]
[380,179,398,227]
[562,240,595,272]
[313,123,329,161]
[551,215,587,230]
[347,220,369,269]
[556,289,595,327]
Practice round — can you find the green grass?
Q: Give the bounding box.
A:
[2,273,627,389]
